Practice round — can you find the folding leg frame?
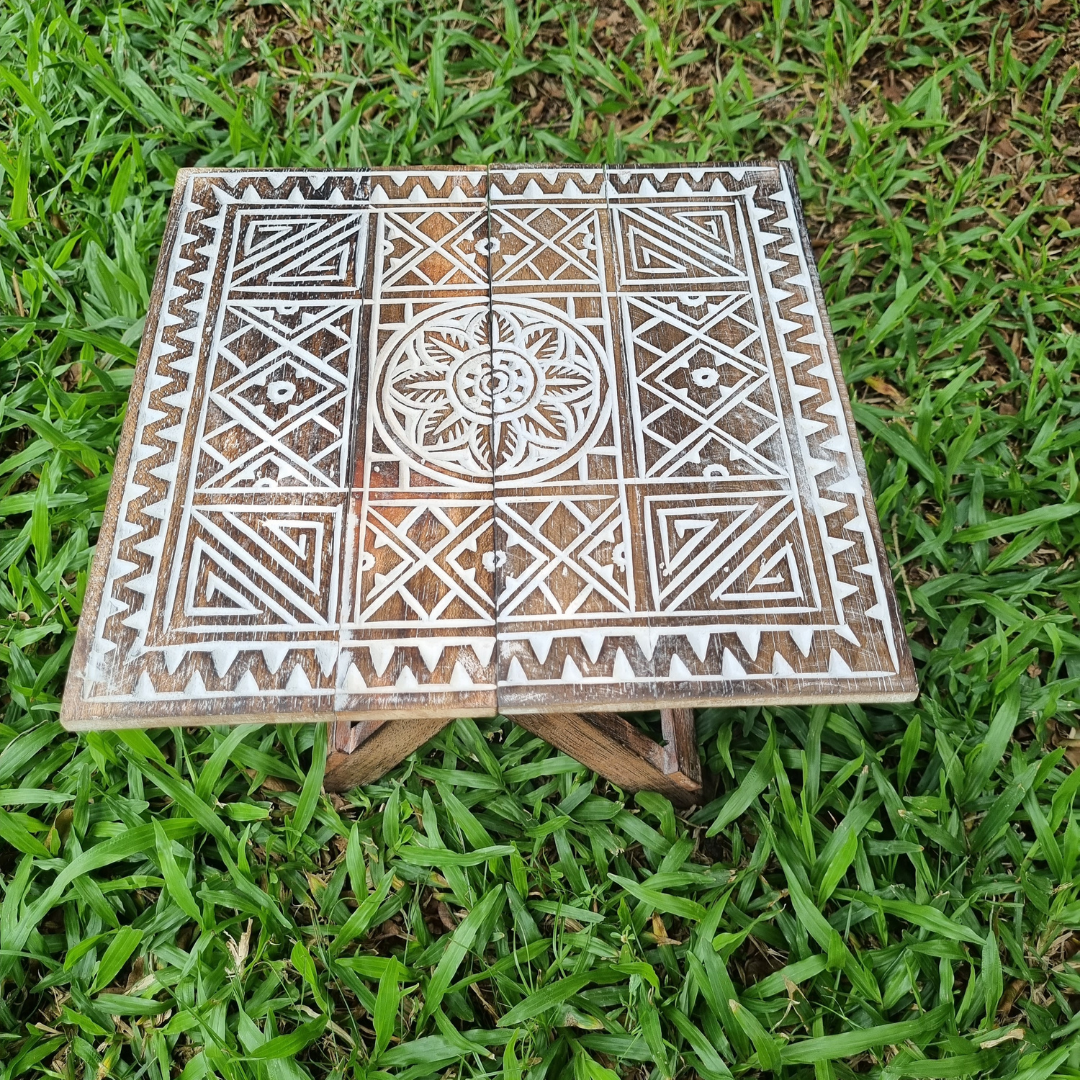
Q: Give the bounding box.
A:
[324,709,702,808]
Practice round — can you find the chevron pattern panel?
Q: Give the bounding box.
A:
[61,165,916,730]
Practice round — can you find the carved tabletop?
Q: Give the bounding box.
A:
[61,164,916,737]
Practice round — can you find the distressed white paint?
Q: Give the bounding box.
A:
[73,165,910,720]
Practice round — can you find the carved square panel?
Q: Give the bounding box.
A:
[62,165,915,730]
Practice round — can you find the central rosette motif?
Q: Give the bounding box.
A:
[378,302,604,481]
[451,345,541,421]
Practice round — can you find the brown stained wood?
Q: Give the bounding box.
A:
[324,716,452,790]
[61,169,499,730]
[337,168,498,720]
[486,167,650,714]
[324,706,701,798]
[494,164,917,713]
[659,708,700,789]
[513,710,702,807]
[61,164,916,739]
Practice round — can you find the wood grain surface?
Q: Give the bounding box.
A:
[61,164,916,732]
[512,708,702,808]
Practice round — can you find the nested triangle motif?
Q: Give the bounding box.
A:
[175,508,340,630]
[269,243,350,284]
[645,495,814,613]
[670,208,737,257]
[185,540,263,618]
[70,165,910,731]
[617,206,747,281]
[231,211,365,288]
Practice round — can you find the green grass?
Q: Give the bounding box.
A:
[2,0,1080,1076]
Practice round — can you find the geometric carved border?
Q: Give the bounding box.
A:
[61,164,915,731]
[489,166,914,712]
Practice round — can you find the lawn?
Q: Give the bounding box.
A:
[2,0,1080,1077]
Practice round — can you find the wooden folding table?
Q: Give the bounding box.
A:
[60,164,916,806]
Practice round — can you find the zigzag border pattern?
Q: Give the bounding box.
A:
[80,174,373,708]
[65,166,913,726]
[495,165,909,699]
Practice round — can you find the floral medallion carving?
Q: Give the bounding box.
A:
[376,301,604,482]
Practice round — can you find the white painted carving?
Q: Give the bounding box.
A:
[375,300,605,482]
[70,166,911,723]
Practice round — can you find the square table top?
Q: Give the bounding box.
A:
[61,163,916,731]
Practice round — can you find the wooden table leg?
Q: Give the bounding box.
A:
[513,709,701,808]
[324,717,453,791]
[325,710,702,807]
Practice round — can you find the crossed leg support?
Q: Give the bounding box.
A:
[323,709,702,808]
